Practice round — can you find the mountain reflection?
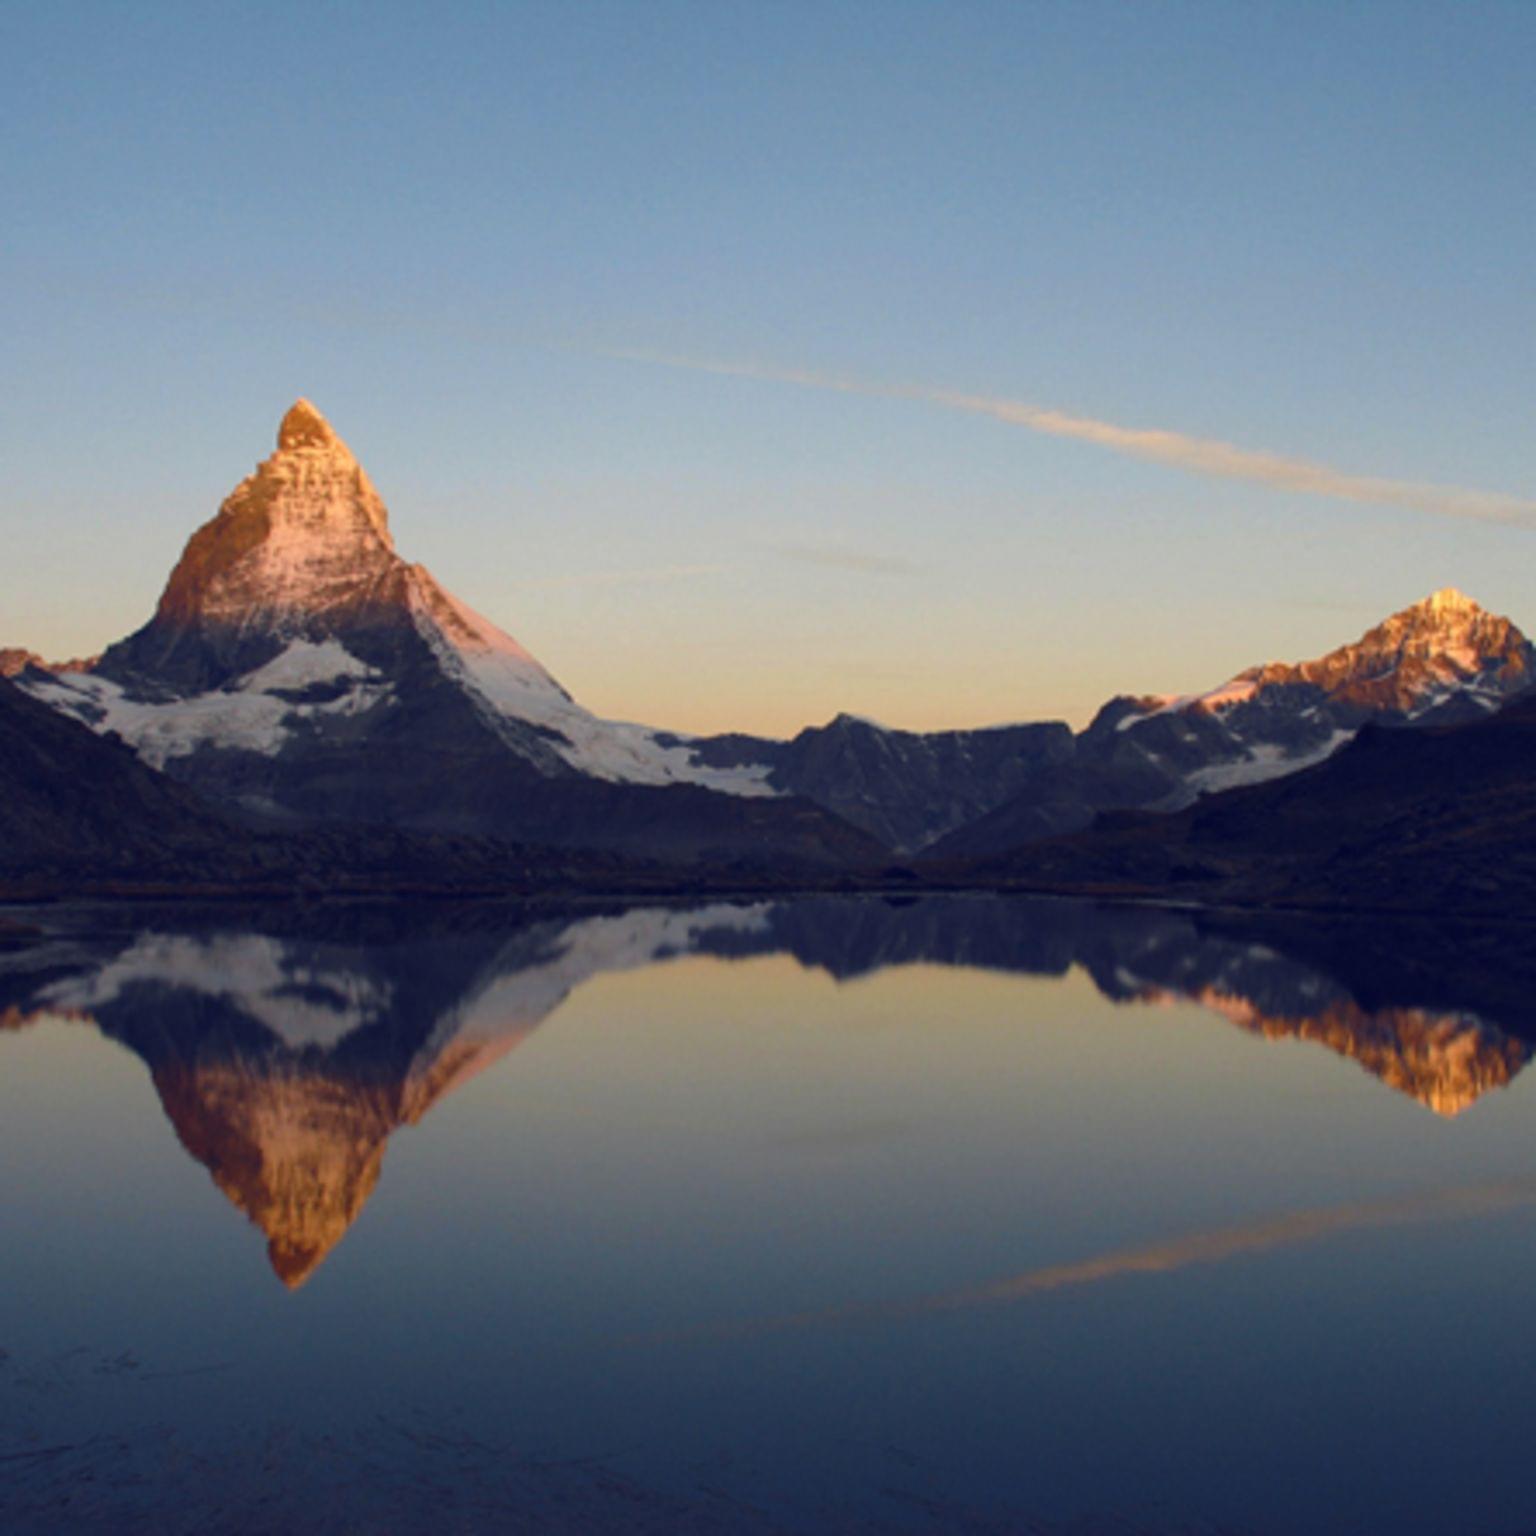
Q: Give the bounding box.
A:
[0,897,1528,1285]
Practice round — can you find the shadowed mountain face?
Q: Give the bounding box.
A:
[0,676,243,880]
[682,716,1078,852]
[954,690,1536,912]
[0,897,1529,1287]
[0,675,859,896]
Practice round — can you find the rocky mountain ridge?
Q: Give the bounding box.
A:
[0,648,99,679]
[677,713,1077,850]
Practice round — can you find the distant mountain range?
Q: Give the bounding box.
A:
[689,584,1532,855]
[5,400,1533,895]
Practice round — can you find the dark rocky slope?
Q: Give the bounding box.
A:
[0,676,877,895]
[938,691,1536,914]
[0,674,243,880]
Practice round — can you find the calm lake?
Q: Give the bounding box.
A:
[2,895,1534,1535]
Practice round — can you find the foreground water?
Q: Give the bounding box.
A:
[2,895,1534,1535]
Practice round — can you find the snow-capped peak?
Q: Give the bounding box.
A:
[37,401,782,802]
[1147,590,1527,721]
[1280,587,1529,710]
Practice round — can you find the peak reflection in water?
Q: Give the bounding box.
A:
[0,896,1528,1284]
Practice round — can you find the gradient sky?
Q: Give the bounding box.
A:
[4,1,1533,734]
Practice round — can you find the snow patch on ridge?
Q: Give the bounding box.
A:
[1127,674,1261,728]
[25,641,392,770]
[1184,730,1352,798]
[239,639,379,693]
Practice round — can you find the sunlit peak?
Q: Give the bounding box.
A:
[277,397,343,453]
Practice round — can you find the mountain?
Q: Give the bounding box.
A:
[929,588,1533,857]
[1094,585,1531,756]
[1146,988,1528,1118]
[17,402,876,867]
[947,690,1536,913]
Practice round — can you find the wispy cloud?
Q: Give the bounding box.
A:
[631,1180,1536,1345]
[765,540,921,577]
[513,562,732,592]
[604,350,1536,528]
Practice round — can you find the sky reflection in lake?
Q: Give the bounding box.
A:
[2,895,1534,1534]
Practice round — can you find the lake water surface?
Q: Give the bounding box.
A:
[2,895,1534,1534]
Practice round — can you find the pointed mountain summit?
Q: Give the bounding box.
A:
[277,397,344,451]
[1092,585,1534,762]
[1425,585,1476,612]
[1240,587,1532,717]
[149,399,399,661]
[1223,997,1531,1119]
[57,398,578,736]
[20,402,877,864]
[1107,587,1532,734]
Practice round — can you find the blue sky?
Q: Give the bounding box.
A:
[4,1,1533,732]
